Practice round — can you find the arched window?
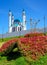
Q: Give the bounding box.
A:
[18,27,19,31]
[12,27,15,32]
[20,27,21,31]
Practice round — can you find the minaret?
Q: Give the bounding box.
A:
[11,14,14,26]
[8,10,12,33]
[22,9,26,30]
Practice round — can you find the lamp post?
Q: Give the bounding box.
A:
[30,18,40,32]
[30,18,33,29]
[44,16,46,35]
[34,19,40,32]
[2,27,4,41]
[2,28,3,41]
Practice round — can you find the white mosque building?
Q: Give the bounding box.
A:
[8,10,26,33]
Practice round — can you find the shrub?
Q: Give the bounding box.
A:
[18,35,47,61]
[0,38,18,55]
[24,32,44,37]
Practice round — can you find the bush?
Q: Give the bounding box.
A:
[18,35,47,61]
[0,38,18,55]
[24,32,44,37]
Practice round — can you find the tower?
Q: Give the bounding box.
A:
[8,10,12,33]
[11,14,14,26]
[22,9,26,30]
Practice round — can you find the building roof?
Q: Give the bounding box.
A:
[12,19,21,27]
[14,19,20,24]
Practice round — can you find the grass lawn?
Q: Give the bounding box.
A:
[0,54,47,65]
[0,56,28,65]
[0,56,26,65]
[0,36,24,42]
[30,54,47,65]
[0,52,28,65]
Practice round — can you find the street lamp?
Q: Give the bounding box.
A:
[34,19,40,32]
[30,18,33,29]
[44,16,46,35]
[30,18,40,32]
[2,27,4,41]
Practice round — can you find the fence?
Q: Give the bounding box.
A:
[0,28,47,38]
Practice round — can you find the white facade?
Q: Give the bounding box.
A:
[11,15,14,25]
[22,10,26,30]
[8,10,26,33]
[8,10,12,33]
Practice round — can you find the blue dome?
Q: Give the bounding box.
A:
[14,19,20,23]
[12,19,21,27]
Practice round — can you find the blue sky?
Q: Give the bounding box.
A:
[0,0,47,34]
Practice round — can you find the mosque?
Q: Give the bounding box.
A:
[8,10,26,33]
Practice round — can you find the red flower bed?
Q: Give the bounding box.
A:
[0,38,18,55]
[18,35,47,60]
[24,32,44,37]
[0,33,47,61]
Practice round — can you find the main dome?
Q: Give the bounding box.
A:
[14,19,20,23]
[12,19,21,27]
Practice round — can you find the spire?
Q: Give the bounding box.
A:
[9,10,11,12]
[22,9,25,12]
[22,9,25,16]
[9,10,12,16]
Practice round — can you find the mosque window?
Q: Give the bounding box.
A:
[20,27,21,31]
[12,27,15,32]
[18,27,19,31]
